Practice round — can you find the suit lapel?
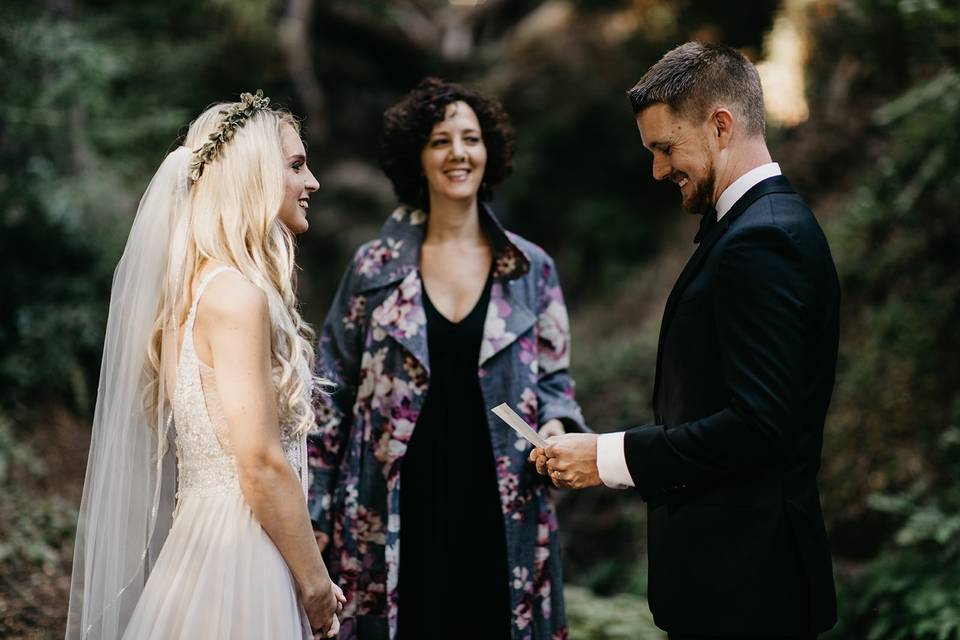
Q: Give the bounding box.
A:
[651,176,797,416]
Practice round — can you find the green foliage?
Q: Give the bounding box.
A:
[833,428,960,640]
[0,1,267,412]
[0,416,45,482]
[0,417,77,574]
[0,496,77,571]
[824,12,960,490]
[564,586,664,640]
[577,555,649,598]
[0,215,108,413]
[810,0,960,637]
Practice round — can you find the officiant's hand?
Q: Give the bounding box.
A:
[538,419,565,439]
[529,434,602,489]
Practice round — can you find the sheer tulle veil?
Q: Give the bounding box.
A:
[66,146,193,639]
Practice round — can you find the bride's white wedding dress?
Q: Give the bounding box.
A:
[123,267,312,639]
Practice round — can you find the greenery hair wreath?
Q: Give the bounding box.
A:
[188,90,271,184]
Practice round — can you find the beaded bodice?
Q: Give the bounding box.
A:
[172,267,309,503]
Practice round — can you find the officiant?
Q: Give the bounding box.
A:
[307,78,587,640]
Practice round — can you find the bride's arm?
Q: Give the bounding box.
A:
[197,274,341,636]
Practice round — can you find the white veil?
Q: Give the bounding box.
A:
[66,146,193,639]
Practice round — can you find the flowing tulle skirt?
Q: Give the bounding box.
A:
[123,489,311,639]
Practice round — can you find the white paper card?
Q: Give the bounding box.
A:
[491,403,548,449]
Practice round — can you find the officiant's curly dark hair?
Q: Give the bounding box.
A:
[380,77,514,211]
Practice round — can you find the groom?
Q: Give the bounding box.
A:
[531,42,838,638]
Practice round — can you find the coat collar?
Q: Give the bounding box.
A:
[368,268,538,376]
[354,203,531,294]
[652,175,797,415]
[362,203,536,375]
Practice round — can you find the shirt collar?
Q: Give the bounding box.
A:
[715,162,782,220]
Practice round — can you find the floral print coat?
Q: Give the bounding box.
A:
[308,204,586,640]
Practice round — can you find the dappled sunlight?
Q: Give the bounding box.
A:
[757,0,813,127]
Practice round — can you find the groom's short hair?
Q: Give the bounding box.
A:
[628,42,766,138]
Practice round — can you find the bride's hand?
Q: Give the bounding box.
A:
[313,616,339,639]
[303,580,340,638]
[332,582,346,613]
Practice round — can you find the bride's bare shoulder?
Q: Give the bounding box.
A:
[196,270,269,333]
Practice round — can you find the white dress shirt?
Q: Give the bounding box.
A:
[715,162,781,220]
[595,162,783,489]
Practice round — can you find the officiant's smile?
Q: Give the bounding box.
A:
[420,100,487,204]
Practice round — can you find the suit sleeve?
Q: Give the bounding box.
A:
[535,255,588,433]
[308,254,366,534]
[623,225,812,498]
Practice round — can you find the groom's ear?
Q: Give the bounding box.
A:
[711,108,735,150]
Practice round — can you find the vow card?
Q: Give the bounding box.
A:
[491,403,548,449]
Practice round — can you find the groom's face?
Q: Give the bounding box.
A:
[636,103,716,215]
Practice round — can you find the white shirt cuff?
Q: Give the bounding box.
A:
[596,432,635,489]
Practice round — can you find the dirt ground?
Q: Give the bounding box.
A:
[1,408,87,639]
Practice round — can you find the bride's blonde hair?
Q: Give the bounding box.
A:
[148,100,319,436]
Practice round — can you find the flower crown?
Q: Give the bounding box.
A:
[188,90,271,184]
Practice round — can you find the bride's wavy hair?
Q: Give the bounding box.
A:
[146,101,322,437]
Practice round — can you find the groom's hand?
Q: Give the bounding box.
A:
[529,420,564,476]
[529,433,601,489]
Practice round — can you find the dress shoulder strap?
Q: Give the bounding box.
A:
[186,266,243,327]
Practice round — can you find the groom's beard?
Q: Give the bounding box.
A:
[683,163,716,216]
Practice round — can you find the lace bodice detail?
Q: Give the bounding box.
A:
[172,267,309,502]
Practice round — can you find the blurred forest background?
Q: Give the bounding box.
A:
[1,0,958,637]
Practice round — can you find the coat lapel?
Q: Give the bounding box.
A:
[651,176,797,416]
[354,207,425,294]
[477,203,535,366]
[369,268,430,374]
[361,204,534,376]
[479,279,537,367]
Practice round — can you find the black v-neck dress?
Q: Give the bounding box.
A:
[396,275,512,639]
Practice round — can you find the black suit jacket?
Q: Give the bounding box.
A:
[624,175,839,635]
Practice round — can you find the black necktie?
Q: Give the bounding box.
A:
[694,207,718,244]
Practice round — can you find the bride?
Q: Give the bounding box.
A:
[66,91,344,639]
